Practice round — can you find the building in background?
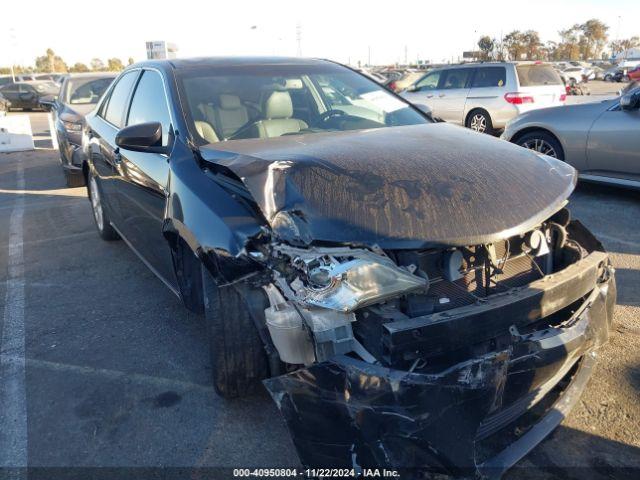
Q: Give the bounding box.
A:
[145,41,178,60]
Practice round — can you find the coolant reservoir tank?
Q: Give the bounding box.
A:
[264,286,316,365]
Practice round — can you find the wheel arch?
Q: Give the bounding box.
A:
[465,107,492,127]
[509,126,566,159]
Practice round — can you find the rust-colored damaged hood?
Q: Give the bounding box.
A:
[200,123,576,248]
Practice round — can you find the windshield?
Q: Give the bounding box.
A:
[65,77,114,105]
[177,63,429,143]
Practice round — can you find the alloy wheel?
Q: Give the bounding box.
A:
[521,138,558,158]
[89,176,104,231]
[469,114,487,133]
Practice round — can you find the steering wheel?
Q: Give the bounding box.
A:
[319,109,347,122]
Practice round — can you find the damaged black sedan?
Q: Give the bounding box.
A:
[82,57,616,478]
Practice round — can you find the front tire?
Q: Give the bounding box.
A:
[466,109,494,135]
[87,172,119,241]
[201,266,268,398]
[516,131,564,160]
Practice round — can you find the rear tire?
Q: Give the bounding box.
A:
[466,109,494,135]
[65,170,86,188]
[201,266,268,398]
[87,172,120,241]
[515,131,564,160]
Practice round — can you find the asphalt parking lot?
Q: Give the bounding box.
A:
[0,106,639,479]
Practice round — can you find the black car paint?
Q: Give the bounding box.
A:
[52,75,116,179]
[83,58,614,477]
[0,82,49,110]
[201,123,575,250]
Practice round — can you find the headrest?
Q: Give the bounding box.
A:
[219,94,242,110]
[264,91,293,119]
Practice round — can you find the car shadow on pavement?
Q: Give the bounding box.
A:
[507,425,640,480]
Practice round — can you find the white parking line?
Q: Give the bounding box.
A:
[0,157,27,473]
[0,354,213,393]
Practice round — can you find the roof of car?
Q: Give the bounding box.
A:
[131,56,334,71]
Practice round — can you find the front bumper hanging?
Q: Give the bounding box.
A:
[264,250,615,477]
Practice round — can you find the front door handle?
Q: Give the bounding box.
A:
[426,94,434,98]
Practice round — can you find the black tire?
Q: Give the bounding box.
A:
[466,109,494,135]
[87,171,120,241]
[64,170,86,188]
[604,74,612,82]
[201,266,268,398]
[515,130,564,160]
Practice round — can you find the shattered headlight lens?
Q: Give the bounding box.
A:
[302,257,427,313]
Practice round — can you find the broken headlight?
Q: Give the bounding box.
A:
[288,250,427,313]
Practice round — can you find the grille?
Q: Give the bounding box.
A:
[425,241,543,311]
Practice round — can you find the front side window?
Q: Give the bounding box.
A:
[415,71,441,90]
[471,67,506,88]
[178,63,429,144]
[102,71,138,127]
[127,70,172,145]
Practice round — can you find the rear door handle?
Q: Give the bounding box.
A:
[438,93,445,98]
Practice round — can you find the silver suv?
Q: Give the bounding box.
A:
[401,62,566,134]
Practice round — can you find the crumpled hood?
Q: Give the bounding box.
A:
[199,123,576,249]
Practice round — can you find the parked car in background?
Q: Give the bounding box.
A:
[392,69,425,92]
[0,92,10,113]
[503,85,640,189]
[603,66,621,82]
[402,62,566,134]
[628,66,640,81]
[34,73,67,84]
[0,75,14,87]
[80,57,615,476]
[41,73,116,186]
[562,66,592,85]
[0,81,60,111]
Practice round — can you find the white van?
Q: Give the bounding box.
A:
[401,62,566,134]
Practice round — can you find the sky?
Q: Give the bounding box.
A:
[1,0,639,68]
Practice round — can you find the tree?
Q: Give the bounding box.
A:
[90,58,105,71]
[477,36,494,61]
[522,30,542,60]
[558,25,581,60]
[34,48,67,73]
[69,62,90,73]
[580,19,609,60]
[107,58,124,71]
[610,37,640,59]
[504,31,526,60]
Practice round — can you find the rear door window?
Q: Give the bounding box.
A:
[440,69,472,89]
[472,67,506,88]
[516,65,563,86]
[102,71,138,127]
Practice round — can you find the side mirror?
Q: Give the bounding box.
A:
[115,122,167,154]
[620,92,640,111]
[39,95,57,110]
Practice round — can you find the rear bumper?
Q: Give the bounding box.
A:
[264,250,615,477]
